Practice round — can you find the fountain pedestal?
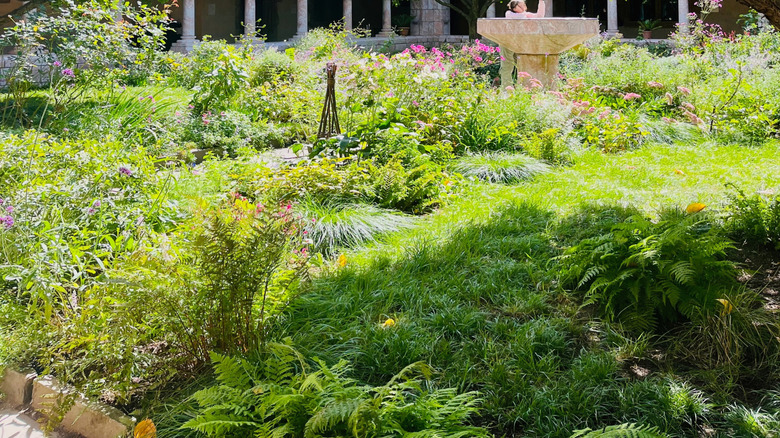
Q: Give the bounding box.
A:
[477,18,599,86]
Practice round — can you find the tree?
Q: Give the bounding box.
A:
[432,0,495,40]
[735,0,780,28]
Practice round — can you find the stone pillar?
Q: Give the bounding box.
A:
[606,0,619,37]
[378,0,393,36]
[244,0,256,37]
[295,0,307,38]
[678,0,690,33]
[487,3,496,18]
[544,0,552,17]
[171,0,197,53]
[343,0,353,30]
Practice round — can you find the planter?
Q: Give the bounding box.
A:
[642,30,652,39]
[398,27,410,36]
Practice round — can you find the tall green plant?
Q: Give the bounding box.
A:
[182,344,491,438]
[560,209,736,330]
[144,195,313,361]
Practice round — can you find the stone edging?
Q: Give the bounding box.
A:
[1,368,134,438]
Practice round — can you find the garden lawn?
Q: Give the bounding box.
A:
[278,139,780,437]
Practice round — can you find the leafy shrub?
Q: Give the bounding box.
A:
[175,110,282,154]
[170,40,251,113]
[580,111,649,153]
[249,49,300,85]
[0,0,171,127]
[451,152,549,184]
[725,186,780,249]
[136,196,312,361]
[182,345,490,438]
[448,97,520,153]
[520,128,572,164]
[560,209,737,330]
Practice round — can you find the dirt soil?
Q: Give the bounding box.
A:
[732,242,780,313]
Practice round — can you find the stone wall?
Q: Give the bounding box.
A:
[411,0,450,37]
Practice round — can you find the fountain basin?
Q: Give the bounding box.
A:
[477,18,599,86]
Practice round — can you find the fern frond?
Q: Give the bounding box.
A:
[570,422,666,437]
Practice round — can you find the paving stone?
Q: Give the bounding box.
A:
[1,369,37,408]
[31,376,133,438]
[0,408,58,438]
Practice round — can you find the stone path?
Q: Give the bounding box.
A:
[0,408,57,438]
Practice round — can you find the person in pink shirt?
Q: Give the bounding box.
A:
[500,0,546,87]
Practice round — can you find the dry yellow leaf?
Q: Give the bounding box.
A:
[686,203,706,214]
[134,419,157,438]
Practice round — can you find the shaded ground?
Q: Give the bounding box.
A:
[733,242,780,313]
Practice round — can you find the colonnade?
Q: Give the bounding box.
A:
[173,0,395,51]
[171,0,693,52]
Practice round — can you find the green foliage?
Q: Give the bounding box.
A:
[725,186,780,249]
[0,0,171,128]
[451,152,549,184]
[135,196,312,361]
[571,423,666,437]
[560,209,737,330]
[175,110,281,154]
[182,345,490,438]
[249,49,301,86]
[174,41,251,113]
[580,111,649,153]
[297,199,415,256]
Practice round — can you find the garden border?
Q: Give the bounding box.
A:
[1,368,134,438]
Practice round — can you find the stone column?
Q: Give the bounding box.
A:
[606,0,619,37]
[295,0,308,38]
[378,0,394,36]
[343,0,353,30]
[544,0,552,17]
[171,0,197,53]
[678,0,690,33]
[487,3,496,18]
[244,0,256,37]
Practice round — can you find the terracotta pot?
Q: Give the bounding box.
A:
[398,27,410,36]
[642,30,652,39]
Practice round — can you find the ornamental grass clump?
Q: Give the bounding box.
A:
[451,152,549,184]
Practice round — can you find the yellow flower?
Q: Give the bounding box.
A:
[337,254,347,267]
[716,298,734,316]
[382,318,396,328]
[134,419,157,438]
[686,202,706,214]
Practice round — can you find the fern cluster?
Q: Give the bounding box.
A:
[182,344,491,438]
[559,209,736,331]
[570,423,667,437]
[725,185,780,249]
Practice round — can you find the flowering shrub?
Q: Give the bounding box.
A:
[0,0,170,127]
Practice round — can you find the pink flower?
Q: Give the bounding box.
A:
[681,102,696,111]
[118,166,133,176]
[623,93,642,101]
[647,81,664,88]
[665,92,674,105]
[0,215,13,229]
[677,86,691,95]
[517,71,532,79]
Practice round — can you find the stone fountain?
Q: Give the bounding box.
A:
[477,18,599,86]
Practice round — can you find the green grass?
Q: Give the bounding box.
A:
[451,152,550,184]
[273,138,780,437]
